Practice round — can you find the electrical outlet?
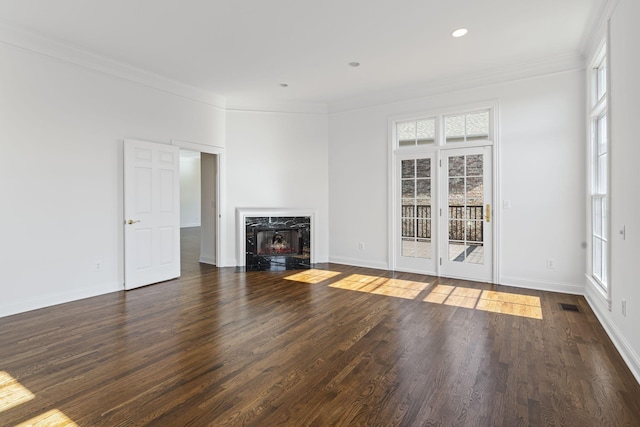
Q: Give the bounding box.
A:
[546,258,555,269]
[95,261,102,272]
[358,242,365,250]
[622,299,627,317]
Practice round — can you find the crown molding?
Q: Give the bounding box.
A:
[580,0,620,58]
[225,97,328,115]
[0,21,226,109]
[328,52,585,114]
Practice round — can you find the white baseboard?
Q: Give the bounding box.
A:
[180,223,201,228]
[585,283,640,385]
[199,256,216,265]
[0,281,120,318]
[500,275,585,294]
[328,256,389,271]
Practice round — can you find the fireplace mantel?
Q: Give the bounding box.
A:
[236,208,317,268]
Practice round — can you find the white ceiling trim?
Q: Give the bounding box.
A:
[225,97,328,115]
[579,0,620,57]
[0,22,226,110]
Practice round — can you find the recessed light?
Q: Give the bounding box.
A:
[452,28,468,38]
[348,61,360,67]
[279,83,289,88]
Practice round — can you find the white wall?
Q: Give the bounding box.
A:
[200,153,217,265]
[585,0,640,383]
[0,43,225,317]
[224,111,329,266]
[180,151,201,227]
[329,70,586,293]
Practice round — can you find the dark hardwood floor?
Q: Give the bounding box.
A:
[1,232,639,426]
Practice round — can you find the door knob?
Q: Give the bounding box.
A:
[127,219,141,225]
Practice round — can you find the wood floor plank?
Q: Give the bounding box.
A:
[1,259,639,426]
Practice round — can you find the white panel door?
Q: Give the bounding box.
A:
[440,146,492,281]
[124,139,180,290]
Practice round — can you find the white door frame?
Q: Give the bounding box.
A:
[171,139,226,268]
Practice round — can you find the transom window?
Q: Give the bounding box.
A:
[397,118,436,146]
[444,110,490,143]
[395,109,491,148]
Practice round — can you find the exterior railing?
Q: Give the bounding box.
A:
[401,205,483,242]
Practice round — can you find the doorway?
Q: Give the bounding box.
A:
[179,149,218,277]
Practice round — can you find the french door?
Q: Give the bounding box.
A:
[395,146,493,282]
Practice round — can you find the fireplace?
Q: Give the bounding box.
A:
[245,216,311,271]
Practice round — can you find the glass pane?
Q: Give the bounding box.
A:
[445,115,465,142]
[597,154,607,194]
[416,179,431,199]
[416,239,431,259]
[466,111,489,140]
[466,220,483,243]
[416,201,430,218]
[593,198,602,237]
[593,236,602,280]
[449,220,465,241]
[402,204,414,219]
[597,61,607,101]
[417,219,429,239]
[448,156,465,177]
[466,155,483,176]
[449,241,466,261]
[402,219,414,238]
[416,158,431,178]
[602,197,607,239]
[402,239,415,257]
[466,177,483,206]
[602,240,607,283]
[416,119,435,144]
[401,159,415,178]
[597,115,607,155]
[402,180,415,199]
[466,244,484,264]
[398,122,416,145]
[448,178,465,206]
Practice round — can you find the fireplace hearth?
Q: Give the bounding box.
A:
[245,216,311,271]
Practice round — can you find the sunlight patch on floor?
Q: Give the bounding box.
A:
[15,409,79,427]
[0,371,34,413]
[0,371,78,426]
[424,285,543,319]
[329,274,431,300]
[325,274,543,319]
[284,269,342,284]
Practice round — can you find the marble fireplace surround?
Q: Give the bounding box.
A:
[236,208,317,268]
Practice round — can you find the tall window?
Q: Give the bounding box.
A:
[590,46,608,290]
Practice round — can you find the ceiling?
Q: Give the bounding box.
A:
[0,0,606,108]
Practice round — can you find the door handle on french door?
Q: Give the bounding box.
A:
[485,204,491,222]
[126,219,141,225]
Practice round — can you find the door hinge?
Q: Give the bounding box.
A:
[439,258,442,266]
[439,159,442,167]
[439,208,442,216]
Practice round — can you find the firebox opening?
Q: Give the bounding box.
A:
[245,216,311,271]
